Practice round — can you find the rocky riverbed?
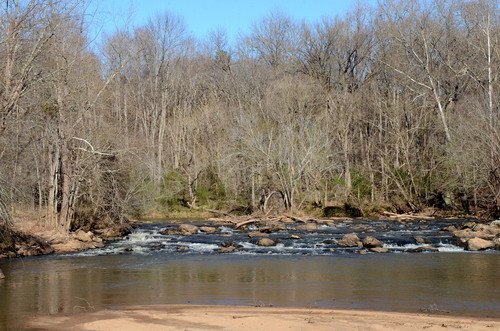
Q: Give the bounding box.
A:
[67,217,500,257]
[2,216,498,262]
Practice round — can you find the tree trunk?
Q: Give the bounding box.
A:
[47,143,60,228]
[59,140,73,232]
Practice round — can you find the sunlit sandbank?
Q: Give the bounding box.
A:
[26,305,500,331]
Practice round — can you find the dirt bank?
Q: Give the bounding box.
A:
[0,209,133,259]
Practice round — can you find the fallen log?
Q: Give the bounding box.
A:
[283,215,307,223]
[383,212,434,220]
[235,219,261,229]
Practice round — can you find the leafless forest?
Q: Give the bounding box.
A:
[0,0,499,232]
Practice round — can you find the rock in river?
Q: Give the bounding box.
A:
[162,224,199,236]
[220,246,237,253]
[199,226,218,234]
[248,231,269,238]
[296,223,318,231]
[404,246,439,253]
[414,237,431,245]
[259,222,287,233]
[369,247,388,253]
[362,236,383,248]
[467,237,494,251]
[337,233,361,247]
[257,238,276,246]
[178,224,199,235]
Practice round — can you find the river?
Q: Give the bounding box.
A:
[0,219,499,329]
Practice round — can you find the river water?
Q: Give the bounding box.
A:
[0,219,499,329]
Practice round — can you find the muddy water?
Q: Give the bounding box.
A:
[1,252,499,329]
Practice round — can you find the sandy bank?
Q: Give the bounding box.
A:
[25,305,500,330]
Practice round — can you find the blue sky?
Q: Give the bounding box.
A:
[93,0,374,42]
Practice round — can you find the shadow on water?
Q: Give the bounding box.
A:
[1,252,499,329]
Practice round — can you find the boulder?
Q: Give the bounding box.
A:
[74,230,93,243]
[100,224,132,239]
[177,246,189,252]
[452,229,473,238]
[471,223,500,236]
[219,246,237,253]
[453,229,495,240]
[484,224,500,236]
[257,222,286,233]
[369,247,388,253]
[178,224,199,235]
[259,222,287,233]
[494,237,500,249]
[92,241,105,249]
[337,233,361,247]
[467,238,494,251]
[257,238,276,246]
[472,224,489,232]
[52,239,91,253]
[248,231,269,238]
[404,246,438,253]
[441,225,457,232]
[290,235,301,239]
[462,221,476,229]
[296,223,318,231]
[414,237,431,245]
[362,236,383,248]
[160,228,178,235]
[199,226,218,234]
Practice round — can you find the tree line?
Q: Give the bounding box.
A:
[0,0,498,233]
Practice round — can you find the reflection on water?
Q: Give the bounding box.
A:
[1,253,499,329]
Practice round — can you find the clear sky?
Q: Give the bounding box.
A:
[93,0,374,42]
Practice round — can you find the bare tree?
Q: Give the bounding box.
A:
[240,9,298,69]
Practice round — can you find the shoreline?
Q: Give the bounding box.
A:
[0,209,500,259]
[25,304,500,330]
[2,213,498,259]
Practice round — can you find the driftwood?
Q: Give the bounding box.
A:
[383,211,434,220]
[235,219,261,229]
[324,217,353,221]
[283,215,307,223]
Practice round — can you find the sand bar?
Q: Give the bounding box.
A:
[25,305,500,330]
